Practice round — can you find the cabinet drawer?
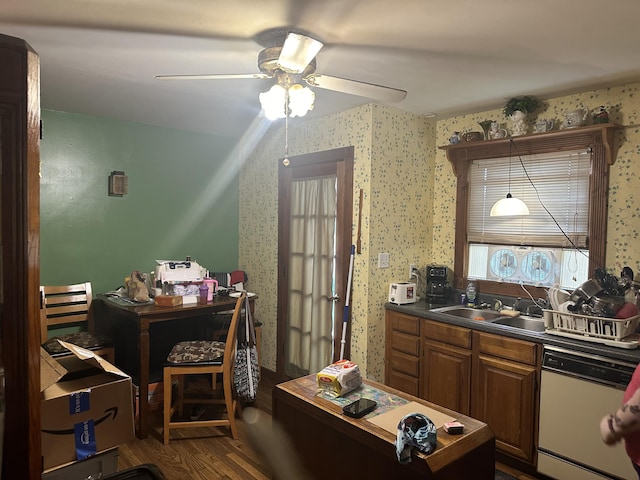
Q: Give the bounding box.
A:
[390,330,420,356]
[387,371,420,397]
[388,311,420,336]
[476,331,538,365]
[423,320,472,349]
[389,350,420,378]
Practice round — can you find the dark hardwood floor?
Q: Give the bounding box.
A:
[118,372,275,480]
[118,370,538,479]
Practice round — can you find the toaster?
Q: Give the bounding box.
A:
[388,282,417,305]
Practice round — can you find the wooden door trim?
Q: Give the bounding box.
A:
[0,34,42,480]
[277,146,354,380]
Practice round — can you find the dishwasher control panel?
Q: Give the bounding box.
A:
[542,346,635,389]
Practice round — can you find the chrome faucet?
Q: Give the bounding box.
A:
[513,297,524,312]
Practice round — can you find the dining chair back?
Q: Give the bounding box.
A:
[162,292,245,444]
[40,282,115,363]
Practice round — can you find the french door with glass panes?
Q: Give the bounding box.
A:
[277,147,353,380]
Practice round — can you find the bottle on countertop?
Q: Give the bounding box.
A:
[198,284,209,305]
[466,280,478,307]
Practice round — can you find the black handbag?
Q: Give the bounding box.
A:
[234,294,260,401]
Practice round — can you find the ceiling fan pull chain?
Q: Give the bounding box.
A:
[283,88,290,166]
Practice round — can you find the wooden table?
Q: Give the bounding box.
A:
[94,294,255,438]
[273,376,495,479]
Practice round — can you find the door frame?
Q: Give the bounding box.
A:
[0,34,42,479]
[276,146,354,381]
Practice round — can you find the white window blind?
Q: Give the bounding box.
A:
[467,149,591,247]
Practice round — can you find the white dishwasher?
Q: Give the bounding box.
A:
[538,346,637,480]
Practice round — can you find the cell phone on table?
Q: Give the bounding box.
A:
[342,398,377,418]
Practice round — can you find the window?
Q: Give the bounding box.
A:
[466,149,591,290]
[441,124,619,298]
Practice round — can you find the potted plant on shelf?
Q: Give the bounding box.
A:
[503,96,540,136]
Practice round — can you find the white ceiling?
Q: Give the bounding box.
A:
[2,0,640,139]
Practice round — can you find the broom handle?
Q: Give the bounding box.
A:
[340,245,355,360]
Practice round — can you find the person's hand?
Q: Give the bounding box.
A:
[600,415,620,445]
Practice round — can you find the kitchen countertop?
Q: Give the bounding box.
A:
[386,301,640,365]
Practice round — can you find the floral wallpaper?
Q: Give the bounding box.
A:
[240,80,640,382]
[434,82,640,278]
[366,109,434,379]
[239,104,432,380]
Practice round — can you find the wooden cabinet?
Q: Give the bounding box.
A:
[384,310,421,396]
[422,320,471,415]
[472,332,539,463]
[274,376,496,480]
[385,311,541,466]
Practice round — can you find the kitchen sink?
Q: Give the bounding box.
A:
[490,316,546,332]
[432,305,547,332]
[431,306,506,321]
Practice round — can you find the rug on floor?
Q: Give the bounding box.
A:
[495,470,517,480]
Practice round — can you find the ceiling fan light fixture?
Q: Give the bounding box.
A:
[288,84,315,117]
[490,193,530,216]
[260,83,315,120]
[259,84,287,120]
[278,33,323,73]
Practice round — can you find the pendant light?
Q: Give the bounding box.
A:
[490,139,529,216]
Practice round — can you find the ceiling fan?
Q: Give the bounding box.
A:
[155,29,407,118]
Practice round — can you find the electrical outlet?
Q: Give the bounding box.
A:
[378,253,390,269]
[409,263,417,278]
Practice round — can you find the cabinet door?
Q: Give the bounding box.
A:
[473,354,537,463]
[422,340,471,414]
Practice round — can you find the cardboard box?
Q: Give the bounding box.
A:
[133,382,164,418]
[154,295,183,307]
[42,447,119,479]
[41,342,135,471]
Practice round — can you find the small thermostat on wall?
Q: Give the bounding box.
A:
[108,171,128,197]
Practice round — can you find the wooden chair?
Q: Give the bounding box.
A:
[163,292,245,444]
[40,282,115,364]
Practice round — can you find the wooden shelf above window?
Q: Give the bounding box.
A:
[440,123,622,175]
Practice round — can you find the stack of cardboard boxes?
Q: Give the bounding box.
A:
[40,342,135,477]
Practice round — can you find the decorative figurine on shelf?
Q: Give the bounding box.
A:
[449,131,461,144]
[592,105,609,124]
[533,118,555,133]
[508,110,528,136]
[462,131,483,142]
[478,120,493,140]
[503,95,541,136]
[561,107,589,129]
[489,121,508,139]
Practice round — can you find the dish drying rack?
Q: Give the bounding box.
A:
[544,309,640,349]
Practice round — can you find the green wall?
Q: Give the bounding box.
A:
[40,111,240,294]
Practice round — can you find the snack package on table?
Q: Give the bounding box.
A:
[316,359,362,397]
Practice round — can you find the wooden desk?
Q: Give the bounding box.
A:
[273,376,495,479]
[94,294,256,438]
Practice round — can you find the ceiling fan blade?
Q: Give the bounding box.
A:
[277,33,323,74]
[305,74,407,103]
[155,73,270,81]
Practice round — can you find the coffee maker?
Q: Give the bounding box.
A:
[426,265,451,304]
